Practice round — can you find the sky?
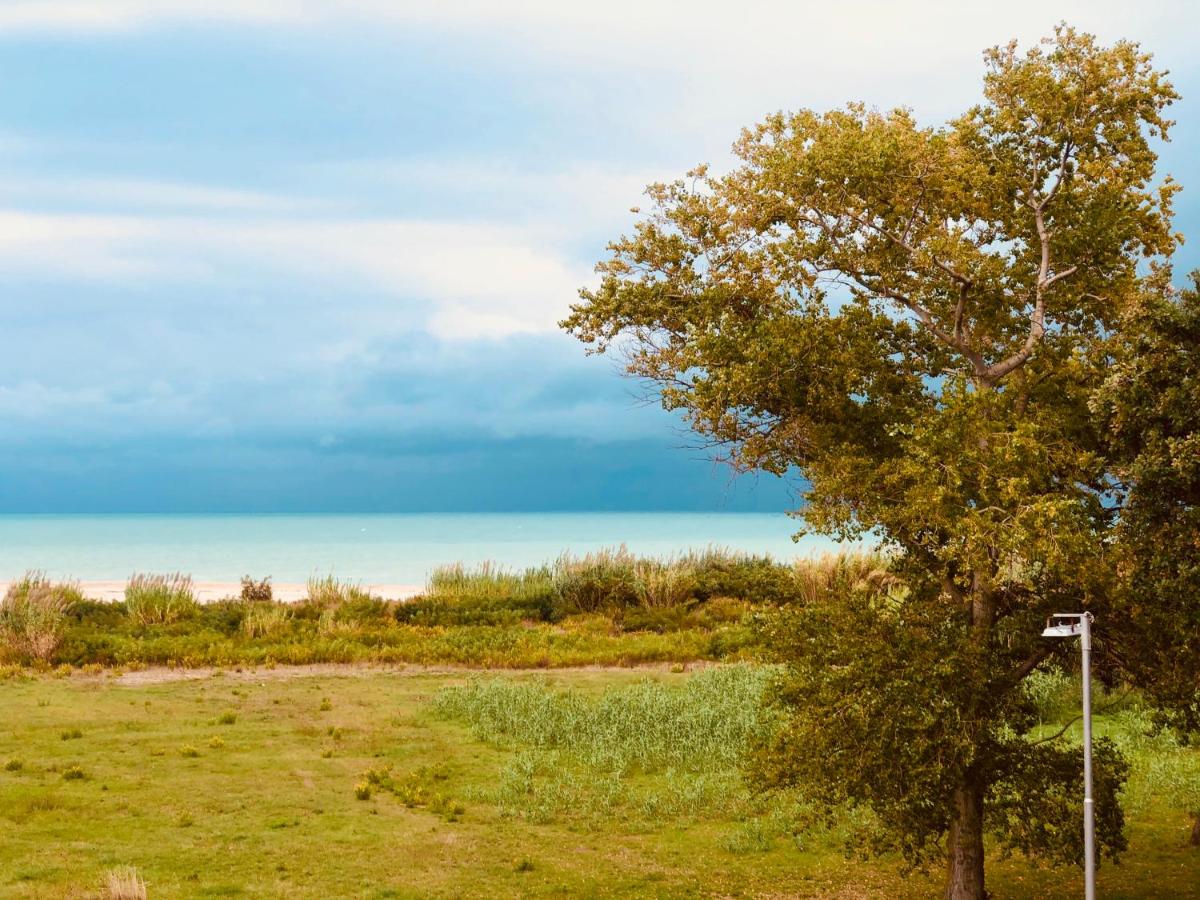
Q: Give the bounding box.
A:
[0,1,1197,512]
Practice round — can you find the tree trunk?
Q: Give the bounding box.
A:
[945,781,986,900]
[1190,811,1200,847]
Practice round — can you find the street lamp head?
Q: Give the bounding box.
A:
[1042,613,1091,639]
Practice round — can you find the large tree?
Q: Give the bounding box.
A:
[562,26,1185,899]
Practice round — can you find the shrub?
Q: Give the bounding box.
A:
[240,575,273,603]
[4,758,22,771]
[0,572,79,663]
[180,745,199,758]
[689,551,797,604]
[62,764,86,780]
[105,866,147,900]
[552,547,639,613]
[195,599,245,636]
[618,605,690,633]
[217,711,237,725]
[124,573,197,626]
[1022,668,1077,725]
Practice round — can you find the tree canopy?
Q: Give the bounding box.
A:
[563,25,1193,900]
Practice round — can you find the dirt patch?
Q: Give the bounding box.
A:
[104,660,712,686]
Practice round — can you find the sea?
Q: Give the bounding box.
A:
[0,512,865,585]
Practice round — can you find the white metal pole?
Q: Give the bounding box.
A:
[1081,613,1095,900]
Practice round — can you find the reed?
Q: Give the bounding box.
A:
[104,866,147,900]
[790,552,897,606]
[241,602,291,638]
[124,572,197,625]
[305,574,374,608]
[0,571,79,662]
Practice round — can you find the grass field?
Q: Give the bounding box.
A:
[0,666,1196,899]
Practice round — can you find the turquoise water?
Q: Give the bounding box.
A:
[0,513,861,584]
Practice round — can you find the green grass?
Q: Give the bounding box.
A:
[51,604,757,669]
[0,667,1195,898]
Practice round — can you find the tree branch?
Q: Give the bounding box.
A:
[998,643,1057,694]
[1028,688,1134,747]
[953,280,969,343]
[982,200,1079,384]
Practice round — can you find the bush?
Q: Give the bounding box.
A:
[552,547,639,613]
[240,575,273,603]
[618,605,690,633]
[1022,668,1077,725]
[125,573,197,625]
[690,552,797,604]
[0,572,78,663]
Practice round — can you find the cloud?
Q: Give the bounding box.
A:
[0,1,1194,514]
[0,206,588,338]
[2,3,1192,114]
[0,176,305,214]
[0,1,310,33]
[295,159,655,236]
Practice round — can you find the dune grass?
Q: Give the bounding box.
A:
[0,572,82,663]
[124,573,197,626]
[0,667,1195,898]
[6,549,890,670]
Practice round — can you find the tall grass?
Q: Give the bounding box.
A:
[631,558,697,607]
[241,602,291,638]
[0,572,79,662]
[104,866,147,900]
[422,547,892,615]
[427,561,554,604]
[433,664,774,773]
[305,574,374,608]
[433,666,778,827]
[125,573,197,625]
[790,552,897,605]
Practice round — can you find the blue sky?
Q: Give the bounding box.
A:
[0,1,1197,512]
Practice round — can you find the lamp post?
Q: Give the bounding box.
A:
[1042,612,1095,900]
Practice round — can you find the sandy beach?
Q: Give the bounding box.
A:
[0,580,424,603]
